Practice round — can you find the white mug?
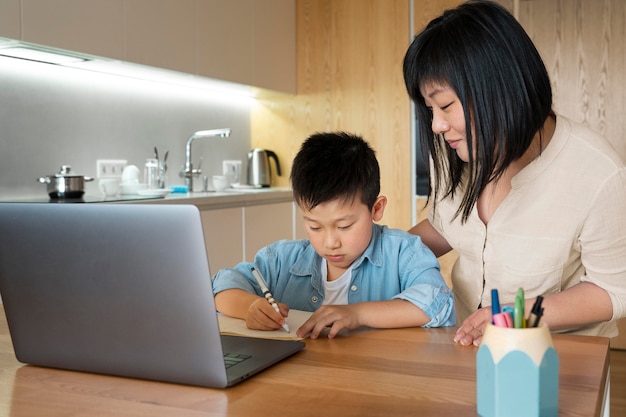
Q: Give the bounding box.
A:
[212,175,229,192]
[99,179,120,197]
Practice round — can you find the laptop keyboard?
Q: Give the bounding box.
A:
[224,353,252,369]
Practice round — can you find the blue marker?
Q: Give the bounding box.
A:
[491,289,501,316]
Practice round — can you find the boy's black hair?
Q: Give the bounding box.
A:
[290,132,380,211]
[403,0,552,222]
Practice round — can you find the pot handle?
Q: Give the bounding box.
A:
[84,176,95,182]
[37,177,51,184]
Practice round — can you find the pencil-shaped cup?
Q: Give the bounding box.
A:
[477,323,559,417]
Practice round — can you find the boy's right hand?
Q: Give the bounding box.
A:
[245,297,290,331]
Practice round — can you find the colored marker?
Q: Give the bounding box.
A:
[491,289,501,316]
[251,267,290,333]
[493,312,513,328]
[514,288,525,328]
[527,295,544,328]
[502,306,515,325]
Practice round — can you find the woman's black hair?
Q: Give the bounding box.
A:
[290,132,380,211]
[403,0,552,222]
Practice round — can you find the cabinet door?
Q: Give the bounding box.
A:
[197,0,254,89]
[0,0,20,39]
[251,0,296,93]
[123,0,197,74]
[201,207,243,275]
[244,202,293,261]
[197,0,295,93]
[20,0,125,59]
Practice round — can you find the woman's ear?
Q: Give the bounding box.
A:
[372,196,388,222]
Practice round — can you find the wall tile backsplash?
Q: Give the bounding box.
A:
[0,56,252,198]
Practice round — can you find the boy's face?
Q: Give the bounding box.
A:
[300,196,386,280]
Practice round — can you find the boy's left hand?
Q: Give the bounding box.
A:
[296,305,362,339]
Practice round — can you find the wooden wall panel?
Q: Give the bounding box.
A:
[517,0,626,158]
[251,0,413,229]
[413,0,464,33]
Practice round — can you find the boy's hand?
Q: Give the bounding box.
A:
[296,305,362,339]
[245,297,290,331]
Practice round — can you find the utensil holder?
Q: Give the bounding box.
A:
[477,323,559,417]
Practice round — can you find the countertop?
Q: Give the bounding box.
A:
[0,187,294,211]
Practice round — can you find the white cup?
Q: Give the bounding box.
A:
[121,165,140,184]
[212,175,229,192]
[222,160,242,187]
[99,179,120,197]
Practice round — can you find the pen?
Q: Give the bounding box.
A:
[493,311,513,328]
[250,267,290,333]
[502,306,515,324]
[527,295,544,328]
[514,288,525,328]
[491,289,501,324]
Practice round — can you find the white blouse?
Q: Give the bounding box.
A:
[431,115,626,337]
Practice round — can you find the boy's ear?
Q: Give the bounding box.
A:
[372,196,387,222]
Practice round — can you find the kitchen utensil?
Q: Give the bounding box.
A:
[247,149,281,187]
[37,165,94,199]
[144,158,159,189]
[222,160,242,187]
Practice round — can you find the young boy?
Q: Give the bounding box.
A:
[212,132,454,339]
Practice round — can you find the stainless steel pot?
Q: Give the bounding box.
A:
[38,165,94,199]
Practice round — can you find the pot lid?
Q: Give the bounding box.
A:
[51,165,84,178]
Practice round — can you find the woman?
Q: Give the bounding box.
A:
[403,0,626,346]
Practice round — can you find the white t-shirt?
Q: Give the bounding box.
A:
[321,258,352,305]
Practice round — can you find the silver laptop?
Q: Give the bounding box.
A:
[0,203,304,388]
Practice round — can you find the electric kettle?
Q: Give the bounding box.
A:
[247,148,281,187]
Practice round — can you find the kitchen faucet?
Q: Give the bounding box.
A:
[182,128,231,191]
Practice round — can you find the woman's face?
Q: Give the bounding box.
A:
[420,82,470,162]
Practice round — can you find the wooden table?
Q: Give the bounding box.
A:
[0,312,609,417]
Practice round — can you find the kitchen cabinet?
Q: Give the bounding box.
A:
[197,0,296,93]
[124,0,197,74]
[200,201,298,274]
[0,0,20,40]
[201,207,243,275]
[6,0,295,93]
[244,202,293,262]
[20,0,125,60]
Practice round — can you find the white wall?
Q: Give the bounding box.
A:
[0,55,253,198]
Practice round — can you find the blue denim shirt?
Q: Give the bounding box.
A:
[212,224,455,327]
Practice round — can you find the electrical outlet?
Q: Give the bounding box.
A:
[96,159,127,179]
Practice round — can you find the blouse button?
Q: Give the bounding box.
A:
[350,285,358,292]
[311,296,319,303]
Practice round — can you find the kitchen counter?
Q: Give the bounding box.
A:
[0,187,294,211]
[129,187,294,210]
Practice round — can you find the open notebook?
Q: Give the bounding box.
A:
[219,309,313,340]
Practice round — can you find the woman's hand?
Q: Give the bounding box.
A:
[245,297,290,331]
[453,307,492,346]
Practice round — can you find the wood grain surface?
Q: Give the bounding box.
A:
[0,307,611,417]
